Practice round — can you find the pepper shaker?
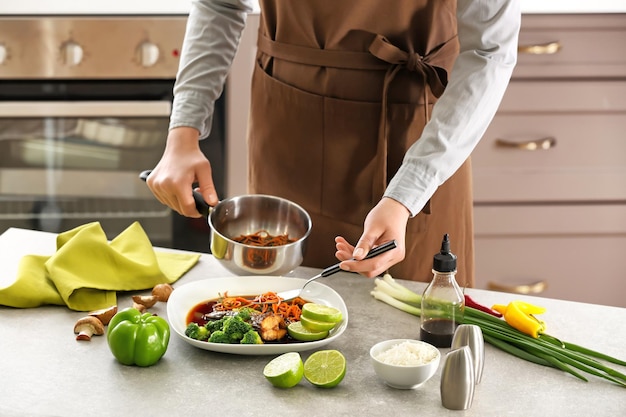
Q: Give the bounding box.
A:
[440,346,475,410]
[451,324,485,384]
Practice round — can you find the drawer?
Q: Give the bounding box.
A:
[474,205,626,236]
[514,14,626,79]
[474,234,626,308]
[472,82,626,203]
[474,204,626,307]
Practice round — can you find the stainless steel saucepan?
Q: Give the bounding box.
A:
[139,170,312,276]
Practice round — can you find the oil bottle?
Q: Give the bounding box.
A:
[420,233,464,348]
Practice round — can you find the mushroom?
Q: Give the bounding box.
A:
[132,301,147,313]
[88,305,118,326]
[74,316,105,341]
[152,283,173,302]
[132,295,158,309]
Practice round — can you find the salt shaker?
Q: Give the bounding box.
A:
[440,346,475,410]
[451,324,485,384]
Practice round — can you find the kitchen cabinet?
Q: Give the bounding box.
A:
[471,14,626,307]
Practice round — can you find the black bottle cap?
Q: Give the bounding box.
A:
[433,233,457,272]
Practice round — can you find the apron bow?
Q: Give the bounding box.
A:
[368,34,451,98]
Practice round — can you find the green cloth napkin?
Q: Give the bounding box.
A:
[0,221,200,311]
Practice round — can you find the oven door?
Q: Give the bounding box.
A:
[0,100,172,244]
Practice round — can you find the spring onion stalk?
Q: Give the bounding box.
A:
[371,273,626,387]
[539,334,626,367]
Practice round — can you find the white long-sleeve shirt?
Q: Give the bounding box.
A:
[170,0,521,216]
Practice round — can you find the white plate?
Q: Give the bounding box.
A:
[167,276,348,355]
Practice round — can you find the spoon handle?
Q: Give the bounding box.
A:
[319,239,397,278]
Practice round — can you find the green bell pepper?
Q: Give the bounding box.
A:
[107,307,170,367]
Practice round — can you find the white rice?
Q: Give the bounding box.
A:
[376,341,438,366]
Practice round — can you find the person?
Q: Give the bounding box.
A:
[146,0,521,287]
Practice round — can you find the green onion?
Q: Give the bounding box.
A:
[371,273,626,387]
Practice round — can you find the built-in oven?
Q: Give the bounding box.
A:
[0,16,225,249]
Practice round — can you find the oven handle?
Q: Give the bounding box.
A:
[0,101,172,118]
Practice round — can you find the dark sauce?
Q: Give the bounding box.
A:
[186,300,219,327]
[420,318,457,348]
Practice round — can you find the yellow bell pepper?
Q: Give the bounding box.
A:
[492,301,546,338]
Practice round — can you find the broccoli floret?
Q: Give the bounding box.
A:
[207,330,231,344]
[205,316,227,333]
[240,329,263,344]
[185,322,209,341]
[222,315,253,342]
[235,307,256,322]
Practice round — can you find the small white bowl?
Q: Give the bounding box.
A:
[370,339,441,389]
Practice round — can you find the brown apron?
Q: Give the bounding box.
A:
[248,0,474,287]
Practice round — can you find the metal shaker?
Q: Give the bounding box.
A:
[440,346,475,410]
[451,324,485,384]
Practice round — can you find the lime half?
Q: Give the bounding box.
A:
[301,303,343,323]
[300,314,338,332]
[303,350,346,388]
[263,352,304,388]
[287,321,329,342]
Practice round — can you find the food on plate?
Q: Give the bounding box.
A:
[263,352,304,388]
[259,314,287,341]
[232,230,296,246]
[301,303,343,324]
[287,321,329,342]
[288,303,343,341]
[303,350,347,388]
[184,292,342,345]
[74,316,105,341]
[107,307,170,367]
[299,314,338,332]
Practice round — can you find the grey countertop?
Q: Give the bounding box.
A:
[0,228,625,417]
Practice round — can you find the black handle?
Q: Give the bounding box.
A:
[138,169,211,218]
[319,239,398,277]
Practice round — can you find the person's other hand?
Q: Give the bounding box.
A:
[146,127,219,218]
[335,197,410,278]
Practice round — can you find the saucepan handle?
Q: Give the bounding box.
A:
[138,169,211,218]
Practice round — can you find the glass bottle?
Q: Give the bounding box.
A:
[420,233,464,348]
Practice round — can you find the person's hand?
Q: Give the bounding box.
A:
[335,197,410,278]
[145,127,219,217]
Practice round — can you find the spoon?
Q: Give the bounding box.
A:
[276,239,397,301]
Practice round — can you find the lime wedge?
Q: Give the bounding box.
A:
[287,321,329,342]
[263,352,304,388]
[300,314,338,332]
[301,303,343,323]
[303,350,346,388]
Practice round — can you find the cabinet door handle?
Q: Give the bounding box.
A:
[487,281,547,295]
[495,137,556,151]
[518,41,562,55]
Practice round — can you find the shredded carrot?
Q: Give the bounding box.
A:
[232,230,296,247]
[213,291,254,311]
[211,291,306,322]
